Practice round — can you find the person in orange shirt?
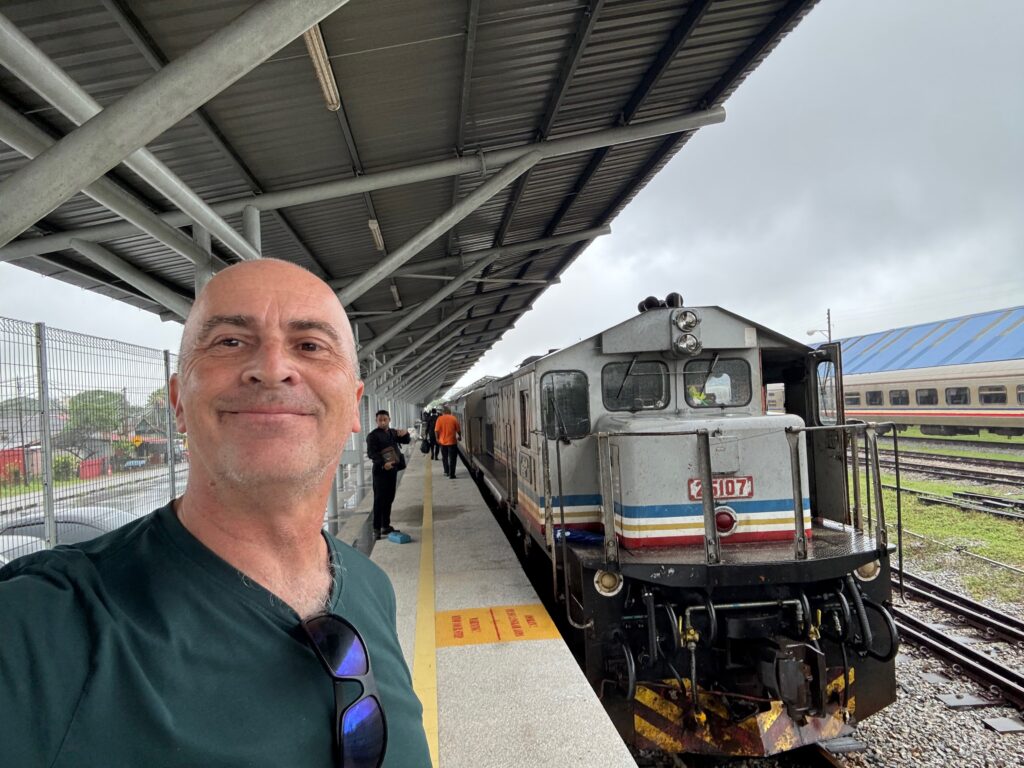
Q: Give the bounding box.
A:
[432,406,461,479]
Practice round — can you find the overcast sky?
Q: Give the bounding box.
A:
[1,0,1022,395]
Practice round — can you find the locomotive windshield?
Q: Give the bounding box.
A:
[683,358,751,408]
[602,359,670,411]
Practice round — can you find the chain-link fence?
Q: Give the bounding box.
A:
[0,317,186,562]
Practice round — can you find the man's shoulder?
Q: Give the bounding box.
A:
[0,511,159,586]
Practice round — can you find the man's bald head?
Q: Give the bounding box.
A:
[179,259,358,375]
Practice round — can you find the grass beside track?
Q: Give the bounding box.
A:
[869,475,1024,604]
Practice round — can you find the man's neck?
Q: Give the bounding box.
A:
[174,483,333,618]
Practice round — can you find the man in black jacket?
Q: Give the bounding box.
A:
[366,409,411,540]
[426,408,440,460]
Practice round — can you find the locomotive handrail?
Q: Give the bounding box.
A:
[593,428,720,438]
[595,428,722,565]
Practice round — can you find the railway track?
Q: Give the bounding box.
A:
[882,484,1024,521]
[879,435,1024,453]
[866,450,1024,487]
[891,571,1024,710]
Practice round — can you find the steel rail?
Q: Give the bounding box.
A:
[892,607,1024,710]
[894,571,1024,644]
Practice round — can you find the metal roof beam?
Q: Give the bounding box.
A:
[99,0,329,277]
[620,0,711,124]
[376,313,518,382]
[328,226,608,288]
[444,0,480,257]
[68,239,192,320]
[358,278,542,361]
[0,96,228,273]
[0,110,722,262]
[0,11,262,262]
[338,151,541,305]
[488,0,603,259]
[0,0,353,248]
[542,0,815,285]
[363,325,467,386]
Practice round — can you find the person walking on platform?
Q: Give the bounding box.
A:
[367,409,411,540]
[433,406,461,479]
[426,407,440,460]
[0,259,430,768]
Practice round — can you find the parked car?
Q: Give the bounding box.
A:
[0,506,128,549]
[0,533,46,566]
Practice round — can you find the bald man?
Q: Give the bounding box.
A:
[0,260,430,767]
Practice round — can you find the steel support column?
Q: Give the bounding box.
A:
[0,0,353,248]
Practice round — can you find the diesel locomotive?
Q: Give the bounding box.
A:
[451,295,899,760]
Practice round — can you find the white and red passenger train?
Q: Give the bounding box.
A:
[766,359,1024,437]
[451,295,899,760]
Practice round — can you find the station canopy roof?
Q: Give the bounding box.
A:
[0,0,819,402]
[839,306,1024,375]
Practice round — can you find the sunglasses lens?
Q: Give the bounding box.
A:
[306,615,369,677]
[340,695,386,768]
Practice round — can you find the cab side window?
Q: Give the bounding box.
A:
[541,371,590,440]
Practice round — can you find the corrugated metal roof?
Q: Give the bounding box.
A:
[1,0,820,400]
[839,306,1024,374]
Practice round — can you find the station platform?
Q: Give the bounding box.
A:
[338,450,636,767]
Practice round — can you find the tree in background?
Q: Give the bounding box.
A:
[60,389,127,459]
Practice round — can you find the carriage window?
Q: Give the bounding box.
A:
[889,389,909,406]
[519,390,531,447]
[541,371,590,440]
[683,358,751,408]
[845,392,861,407]
[865,391,883,406]
[1018,385,1024,406]
[916,388,938,405]
[979,385,1007,405]
[602,360,669,411]
[945,387,970,405]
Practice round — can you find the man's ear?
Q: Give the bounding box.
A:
[169,373,187,433]
[349,380,365,434]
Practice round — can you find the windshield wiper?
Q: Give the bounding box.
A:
[699,352,720,396]
[615,353,639,400]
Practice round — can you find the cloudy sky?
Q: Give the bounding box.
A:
[1,0,1022,392]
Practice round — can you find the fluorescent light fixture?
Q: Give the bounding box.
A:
[302,25,341,112]
[368,218,385,251]
[389,282,403,308]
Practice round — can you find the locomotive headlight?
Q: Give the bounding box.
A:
[854,559,882,582]
[674,334,702,355]
[672,309,700,331]
[593,569,624,597]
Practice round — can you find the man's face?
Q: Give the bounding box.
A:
[169,261,363,490]
[376,413,391,430]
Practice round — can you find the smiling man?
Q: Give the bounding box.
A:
[0,259,430,767]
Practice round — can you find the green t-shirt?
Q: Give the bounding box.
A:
[0,502,431,767]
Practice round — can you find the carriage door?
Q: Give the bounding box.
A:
[501,382,517,506]
[810,342,849,523]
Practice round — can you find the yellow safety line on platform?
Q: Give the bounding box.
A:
[412,461,439,766]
